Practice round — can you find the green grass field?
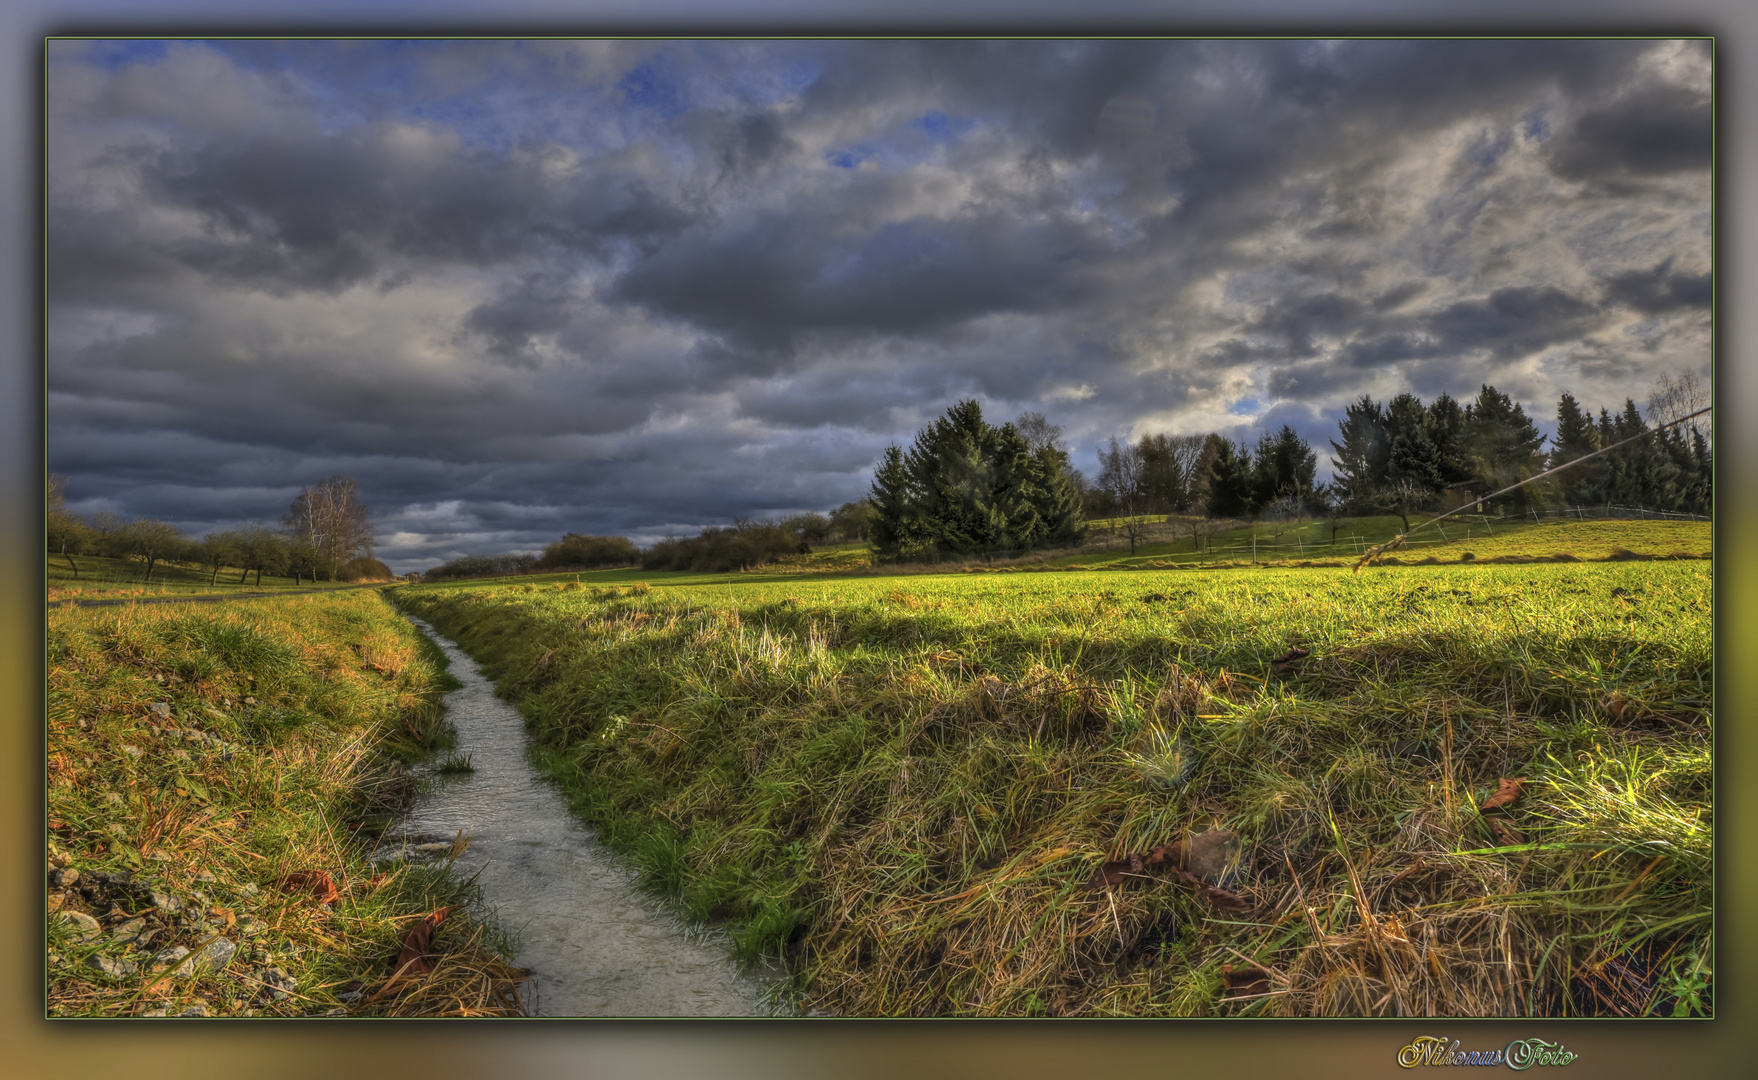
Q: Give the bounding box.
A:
[392,518,1712,1018]
[46,590,526,1017]
[48,553,373,601]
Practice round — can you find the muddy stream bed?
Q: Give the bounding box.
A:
[377,615,785,1016]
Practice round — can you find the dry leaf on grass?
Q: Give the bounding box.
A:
[1221,963,1275,997]
[1270,647,1311,674]
[1484,817,1526,847]
[277,870,340,907]
[1085,854,1144,890]
[1083,830,1252,913]
[1479,777,1527,813]
[392,905,459,978]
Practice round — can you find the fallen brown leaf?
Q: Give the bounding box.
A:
[277,870,341,907]
[1084,854,1144,891]
[391,905,460,979]
[1221,963,1275,997]
[1199,884,1253,912]
[1184,829,1239,880]
[1141,840,1185,869]
[1485,817,1525,847]
[1479,777,1528,813]
[1270,647,1311,674]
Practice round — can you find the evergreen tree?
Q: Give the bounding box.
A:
[1684,426,1713,516]
[1547,391,1605,506]
[1462,385,1547,510]
[1208,439,1257,518]
[1328,395,1388,509]
[1426,393,1472,486]
[868,446,918,558]
[904,399,995,554]
[1030,442,1088,547]
[986,422,1046,550]
[1384,393,1444,493]
[1251,424,1320,510]
[869,401,1086,560]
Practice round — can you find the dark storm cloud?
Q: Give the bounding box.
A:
[122,127,694,294]
[611,207,1108,357]
[45,40,1711,570]
[1601,259,1713,314]
[1547,81,1713,182]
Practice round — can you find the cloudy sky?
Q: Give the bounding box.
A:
[46,38,1711,572]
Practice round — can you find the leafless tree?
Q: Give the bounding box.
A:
[283,475,373,580]
[1646,370,1710,443]
[1014,411,1067,455]
[1098,436,1149,555]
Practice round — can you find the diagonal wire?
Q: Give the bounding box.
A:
[1352,405,1711,573]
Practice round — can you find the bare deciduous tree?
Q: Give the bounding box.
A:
[1097,436,1149,555]
[283,475,373,580]
[1646,370,1709,443]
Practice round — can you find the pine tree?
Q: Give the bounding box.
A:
[1208,439,1257,518]
[1686,426,1713,516]
[1251,425,1319,509]
[904,399,994,554]
[1029,443,1087,547]
[1427,393,1472,486]
[1462,385,1547,511]
[1328,395,1388,509]
[870,401,1086,560]
[1384,393,1444,493]
[1547,392,1605,506]
[867,445,918,559]
[986,423,1045,550]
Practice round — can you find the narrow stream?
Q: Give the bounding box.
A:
[379,615,784,1017]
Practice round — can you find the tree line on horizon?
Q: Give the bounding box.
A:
[53,373,1705,583]
[47,474,387,584]
[1076,372,1710,537]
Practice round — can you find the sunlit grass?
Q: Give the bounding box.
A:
[46,591,523,1017]
[395,541,1711,1017]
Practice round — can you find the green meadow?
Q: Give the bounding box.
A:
[48,553,372,602]
[392,518,1712,1017]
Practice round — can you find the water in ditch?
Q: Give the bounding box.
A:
[377,615,784,1017]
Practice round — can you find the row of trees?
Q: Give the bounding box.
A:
[1079,374,1710,535]
[640,507,878,573]
[869,402,1086,561]
[47,474,385,583]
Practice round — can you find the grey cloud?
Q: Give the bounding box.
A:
[1547,81,1712,182]
[1601,259,1712,314]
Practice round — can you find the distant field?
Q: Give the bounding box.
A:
[47,554,375,601]
[477,518,1710,588]
[396,536,1712,1017]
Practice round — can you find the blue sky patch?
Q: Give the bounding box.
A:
[826,145,875,169]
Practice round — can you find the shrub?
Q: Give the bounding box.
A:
[423,553,539,581]
[642,520,800,573]
[536,533,639,570]
[339,556,394,582]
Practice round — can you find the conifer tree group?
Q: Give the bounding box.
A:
[869,400,1086,560]
[1328,382,1710,518]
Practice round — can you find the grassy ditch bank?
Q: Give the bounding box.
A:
[397,562,1711,1017]
[46,588,528,1017]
